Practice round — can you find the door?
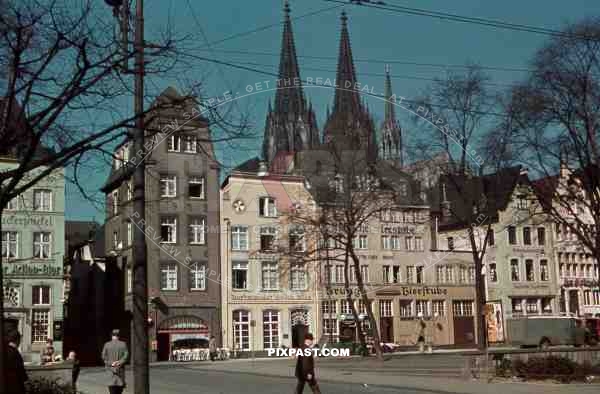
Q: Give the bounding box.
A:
[156,333,170,361]
[453,317,475,346]
[569,290,580,316]
[292,325,308,348]
[380,317,394,343]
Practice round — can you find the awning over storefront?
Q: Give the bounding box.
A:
[158,315,209,336]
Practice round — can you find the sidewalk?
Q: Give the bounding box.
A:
[184,357,599,394]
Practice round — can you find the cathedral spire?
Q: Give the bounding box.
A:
[332,10,361,116]
[262,1,319,167]
[273,0,305,115]
[380,65,403,166]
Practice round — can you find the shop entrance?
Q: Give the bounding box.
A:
[453,316,475,345]
[157,316,210,361]
[291,309,309,347]
[380,317,394,342]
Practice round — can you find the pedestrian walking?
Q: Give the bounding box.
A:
[294,333,321,394]
[4,330,28,394]
[209,335,217,361]
[101,329,129,394]
[68,350,80,392]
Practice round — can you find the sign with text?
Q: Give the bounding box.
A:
[3,263,62,277]
[1,215,55,227]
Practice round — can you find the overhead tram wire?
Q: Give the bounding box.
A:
[189,47,533,74]
[181,52,508,118]
[324,0,575,38]
[195,3,342,49]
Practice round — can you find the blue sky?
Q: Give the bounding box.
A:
[66,0,600,221]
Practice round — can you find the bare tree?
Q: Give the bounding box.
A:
[0,0,250,386]
[409,66,497,349]
[507,18,600,289]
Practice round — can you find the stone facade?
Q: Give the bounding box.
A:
[2,158,65,361]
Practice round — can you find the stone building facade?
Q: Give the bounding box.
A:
[102,87,220,361]
[220,160,319,351]
[2,158,65,361]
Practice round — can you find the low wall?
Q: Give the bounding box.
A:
[487,346,600,365]
[26,361,74,386]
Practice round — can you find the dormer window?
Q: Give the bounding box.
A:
[516,195,528,209]
[259,197,277,217]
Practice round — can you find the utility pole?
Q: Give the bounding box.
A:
[132,0,149,393]
[105,0,148,392]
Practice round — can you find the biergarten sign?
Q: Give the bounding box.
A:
[3,263,62,277]
[325,286,449,298]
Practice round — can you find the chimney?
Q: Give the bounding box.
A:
[257,161,268,177]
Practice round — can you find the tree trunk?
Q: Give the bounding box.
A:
[0,206,5,391]
[468,229,487,350]
[343,250,367,352]
[350,251,383,360]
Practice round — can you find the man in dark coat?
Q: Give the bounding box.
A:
[294,333,321,394]
[209,335,217,361]
[101,329,129,394]
[4,330,28,394]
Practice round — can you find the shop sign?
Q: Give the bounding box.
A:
[325,288,361,298]
[2,215,54,227]
[3,264,62,277]
[381,225,420,234]
[400,286,448,297]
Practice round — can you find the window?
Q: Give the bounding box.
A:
[32,310,50,343]
[260,227,277,252]
[459,266,467,284]
[167,135,180,152]
[508,226,517,245]
[537,227,545,246]
[391,236,401,250]
[322,319,339,342]
[416,300,429,317]
[416,266,423,284]
[261,262,278,290]
[400,300,413,318]
[127,180,133,201]
[33,189,52,211]
[355,235,368,250]
[406,266,415,283]
[126,221,133,246]
[360,265,369,282]
[233,310,250,350]
[517,195,527,209]
[432,300,445,317]
[189,262,206,291]
[2,232,18,259]
[526,299,538,314]
[263,310,279,349]
[392,266,401,283]
[525,259,534,281]
[289,226,306,252]
[113,231,119,250]
[6,196,18,211]
[188,177,205,199]
[382,265,391,283]
[259,197,277,217]
[32,286,50,305]
[160,175,177,197]
[160,263,178,290]
[358,300,370,315]
[542,298,552,314]
[231,226,248,251]
[452,300,473,316]
[436,266,445,283]
[188,217,205,245]
[468,267,476,283]
[414,237,423,251]
[585,290,592,305]
[341,300,352,315]
[382,235,391,250]
[405,236,414,251]
[445,266,454,283]
[540,260,549,281]
[291,264,307,290]
[380,300,393,317]
[511,259,520,281]
[184,135,197,153]
[447,237,454,250]
[512,298,523,314]
[487,229,495,246]
[33,232,51,259]
[126,266,133,293]
[111,190,119,216]
[232,261,248,290]
[489,263,497,282]
[523,227,531,245]
[160,216,177,243]
[321,301,337,315]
